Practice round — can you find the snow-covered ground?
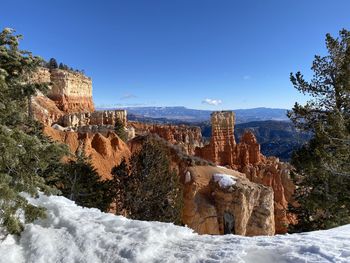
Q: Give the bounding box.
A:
[0,195,349,263]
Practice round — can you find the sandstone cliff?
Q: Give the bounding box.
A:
[44,126,130,180]
[31,95,65,126]
[182,166,275,236]
[128,135,275,236]
[129,122,203,155]
[195,111,296,234]
[61,110,127,129]
[32,67,94,114]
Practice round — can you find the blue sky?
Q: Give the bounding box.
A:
[2,0,350,110]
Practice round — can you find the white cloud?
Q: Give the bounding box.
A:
[202,98,222,106]
[121,93,138,100]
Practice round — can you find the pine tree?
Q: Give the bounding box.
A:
[52,150,113,212]
[288,29,350,232]
[114,118,127,141]
[0,28,67,234]
[48,58,58,70]
[58,62,64,69]
[111,137,183,225]
[110,158,130,215]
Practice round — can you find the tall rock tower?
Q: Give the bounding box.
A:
[196,111,237,166]
[210,111,236,166]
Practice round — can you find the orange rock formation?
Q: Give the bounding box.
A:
[129,122,203,155]
[128,135,275,236]
[44,126,130,180]
[196,111,296,234]
[32,68,94,113]
[182,166,275,236]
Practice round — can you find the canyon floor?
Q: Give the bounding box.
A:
[1,194,349,263]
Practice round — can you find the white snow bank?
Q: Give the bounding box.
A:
[213,173,237,188]
[0,194,349,263]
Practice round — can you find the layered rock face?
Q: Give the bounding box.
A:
[32,68,94,113]
[44,126,130,180]
[182,166,275,236]
[195,111,295,234]
[196,112,237,166]
[49,69,94,113]
[61,110,127,129]
[31,95,65,126]
[242,158,297,233]
[129,122,203,155]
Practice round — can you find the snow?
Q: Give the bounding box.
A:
[213,173,237,188]
[184,171,192,183]
[0,194,349,263]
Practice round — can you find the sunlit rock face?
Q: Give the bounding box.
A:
[129,122,203,155]
[48,69,94,113]
[61,110,127,129]
[43,126,131,180]
[182,166,275,236]
[195,111,296,234]
[31,67,94,114]
[196,111,237,166]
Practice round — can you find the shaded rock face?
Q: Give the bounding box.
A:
[32,68,94,113]
[43,126,130,180]
[129,122,203,155]
[182,166,275,236]
[195,111,295,234]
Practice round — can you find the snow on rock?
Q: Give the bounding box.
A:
[213,173,237,188]
[0,194,349,263]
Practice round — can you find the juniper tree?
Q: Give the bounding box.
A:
[0,28,67,234]
[288,29,350,232]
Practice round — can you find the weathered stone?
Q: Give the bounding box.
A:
[32,95,64,126]
[61,110,127,128]
[48,69,94,113]
[182,166,275,236]
[195,111,296,234]
[129,122,203,155]
[43,126,130,180]
[196,111,236,166]
[31,68,94,113]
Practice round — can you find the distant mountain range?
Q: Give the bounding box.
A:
[99,106,290,124]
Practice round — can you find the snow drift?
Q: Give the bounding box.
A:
[0,194,349,263]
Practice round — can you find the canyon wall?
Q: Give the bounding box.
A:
[195,111,296,234]
[61,110,127,128]
[44,126,130,180]
[49,69,94,113]
[32,68,94,114]
[129,122,203,155]
[128,135,275,236]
